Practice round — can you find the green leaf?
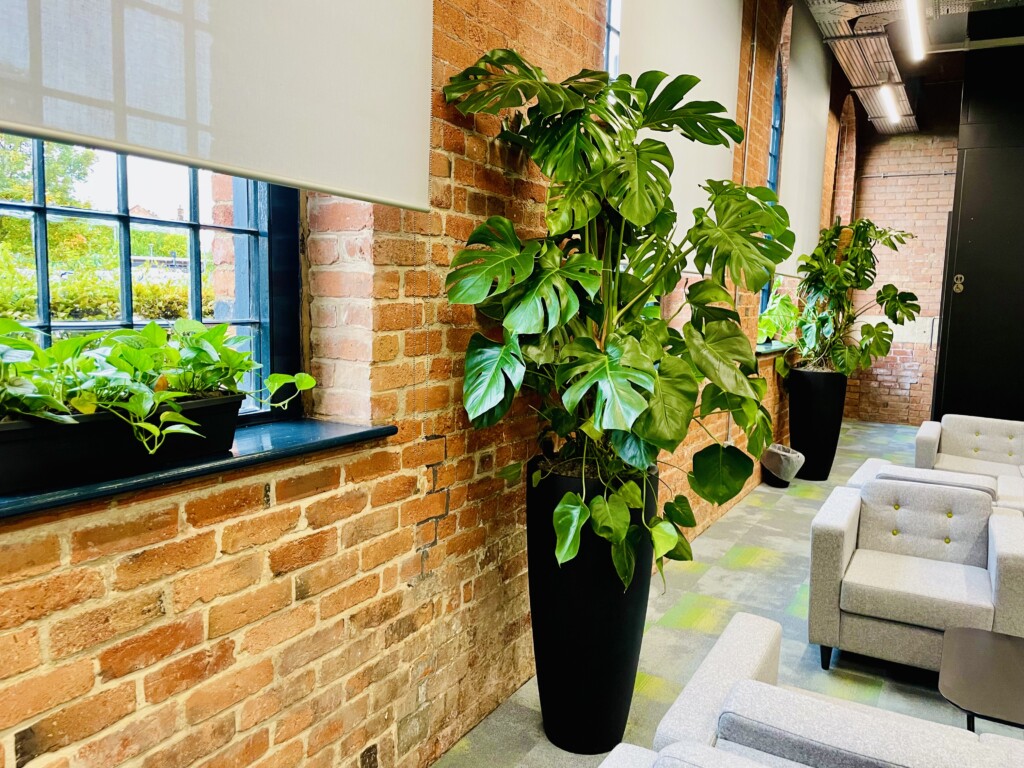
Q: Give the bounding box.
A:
[502,244,601,334]
[683,322,758,399]
[634,354,698,452]
[0,345,32,364]
[265,373,295,394]
[608,430,659,470]
[650,519,680,560]
[140,321,167,347]
[446,218,536,305]
[553,492,591,565]
[69,392,98,415]
[496,461,523,483]
[163,424,203,437]
[545,177,603,235]
[293,372,316,391]
[664,534,693,561]
[173,318,206,335]
[687,444,754,505]
[589,495,630,544]
[612,481,644,509]
[664,495,696,528]
[603,138,673,227]
[443,49,584,116]
[688,180,794,292]
[637,71,744,145]
[686,279,740,332]
[556,336,655,432]
[611,535,637,589]
[875,284,920,326]
[463,332,525,423]
[159,411,200,426]
[859,322,894,359]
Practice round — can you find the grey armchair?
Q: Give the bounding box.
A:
[809,479,1024,671]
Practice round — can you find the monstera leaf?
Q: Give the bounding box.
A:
[875,284,921,325]
[447,217,536,305]
[603,138,674,227]
[609,429,660,470]
[557,336,656,432]
[443,49,583,116]
[636,71,744,146]
[859,321,894,358]
[686,279,740,332]
[683,321,758,399]
[634,353,699,452]
[502,244,601,334]
[546,176,603,235]
[688,181,794,292]
[462,332,525,424]
[687,444,754,505]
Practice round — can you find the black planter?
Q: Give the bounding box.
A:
[0,394,244,495]
[787,368,848,481]
[525,458,655,754]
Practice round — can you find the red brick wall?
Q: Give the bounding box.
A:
[0,2,799,767]
[843,126,957,424]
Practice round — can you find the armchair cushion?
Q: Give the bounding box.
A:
[934,453,1024,478]
[840,549,993,632]
[858,480,992,567]
[718,679,982,768]
[654,742,768,768]
[989,510,1024,635]
[939,414,1024,467]
[601,744,659,768]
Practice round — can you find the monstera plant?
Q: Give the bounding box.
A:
[442,48,794,755]
[443,49,794,580]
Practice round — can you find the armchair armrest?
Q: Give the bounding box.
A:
[916,421,942,469]
[809,487,861,648]
[989,509,1024,636]
[653,613,781,750]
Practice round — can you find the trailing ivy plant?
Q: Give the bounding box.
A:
[773,218,920,377]
[443,50,795,587]
[0,318,314,454]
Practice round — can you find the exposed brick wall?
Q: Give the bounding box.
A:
[0,2,801,767]
[831,95,857,225]
[843,126,957,425]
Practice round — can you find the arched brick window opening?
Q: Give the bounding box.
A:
[832,94,857,224]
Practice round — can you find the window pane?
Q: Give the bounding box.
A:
[609,0,622,30]
[201,228,254,321]
[197,170,251,227]
[130,223,191,321]
[44,141,118,211]
[1,133,34,203]
[607,30,620,77]
[47,216,121,321]
[127,155,190,220]
[0,213,37,320]
[226,325,258,412]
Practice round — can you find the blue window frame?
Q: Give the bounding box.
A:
[605,0,622,76]
[761,57,785,312]
[0,132,301,422]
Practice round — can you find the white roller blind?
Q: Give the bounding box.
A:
[0,0,433,210]
[619,0,744,224]
[777,0,832,276]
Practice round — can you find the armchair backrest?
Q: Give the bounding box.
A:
[858,480,992,567]
[940,414,1024,466]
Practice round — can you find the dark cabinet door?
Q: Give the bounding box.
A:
[935,145,1024,420]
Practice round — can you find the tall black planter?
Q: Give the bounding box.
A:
[788,368,848,481]
[525,459,655,754]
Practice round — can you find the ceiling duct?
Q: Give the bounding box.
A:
[805,0,1024,134]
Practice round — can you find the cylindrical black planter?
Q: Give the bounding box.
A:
[525,459,655,754]
[788,369,848,481]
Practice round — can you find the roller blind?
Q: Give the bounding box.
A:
[777,0,832,276]
[0,0,433,210]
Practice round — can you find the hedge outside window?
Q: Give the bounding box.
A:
[0,132,301,419]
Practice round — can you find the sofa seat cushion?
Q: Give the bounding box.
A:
[979,733,1024,763]
[600,744,659,768]
[840,549,993,632]
[996,475,1024,511]
[654,741,770,768]
[935,453,1024,479]
[718,680,984,768]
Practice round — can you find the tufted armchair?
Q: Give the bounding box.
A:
[917,414,1024,478]
[809,479,1024,671]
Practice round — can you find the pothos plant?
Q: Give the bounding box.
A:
[442,50,795,587]
[774,218,920,377]
[0,318,314,453]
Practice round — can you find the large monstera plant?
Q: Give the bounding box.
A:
[443,50,795,587]
[776,218,920,377]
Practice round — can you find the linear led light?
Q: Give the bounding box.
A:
[904,0,927,61]
[878,83,902,124]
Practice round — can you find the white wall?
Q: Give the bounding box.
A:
[618,0,744,227]
[777,0,832,275]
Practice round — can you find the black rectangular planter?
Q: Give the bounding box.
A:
[0,394,245,496]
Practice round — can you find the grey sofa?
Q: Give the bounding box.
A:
[917,414,1024,478]
[809,478,1024,671]
[599,613,1024,768]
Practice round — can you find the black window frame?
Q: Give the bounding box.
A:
[761,56,786,313]
[0,133,302,425]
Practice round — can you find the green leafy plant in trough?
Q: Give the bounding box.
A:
[443,50,795,586]
[773,218,920,377]
[0,318,314,453]
[756,277,798,344]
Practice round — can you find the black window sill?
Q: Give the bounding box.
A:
[756,340,792,358]
[0,419,397,520]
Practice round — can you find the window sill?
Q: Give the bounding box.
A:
[756,340,792,358]
[0,419,397,520]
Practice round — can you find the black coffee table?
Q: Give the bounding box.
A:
[939,627,1024,732]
